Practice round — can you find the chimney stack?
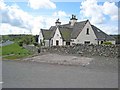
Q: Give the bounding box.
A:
[55,18,61,26]
[70,14,77,26]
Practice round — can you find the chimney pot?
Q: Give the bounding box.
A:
[70,14,77,26]
[55,18,61,26]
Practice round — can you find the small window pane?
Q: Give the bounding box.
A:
[86,28,89,35]
[84,41,90,44]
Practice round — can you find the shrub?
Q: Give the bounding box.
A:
[33,42,38,46]
[18,40,23,46]
[103,41,112,45]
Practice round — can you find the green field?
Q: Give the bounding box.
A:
[2,43,32,59]
[0,46,2,56]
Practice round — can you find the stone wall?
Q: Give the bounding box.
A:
[41,44,120,58]
[23,44,38,54]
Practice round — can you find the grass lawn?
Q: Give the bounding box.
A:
[2,43,32,60]
[0,47,2,56]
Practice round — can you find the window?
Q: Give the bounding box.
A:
[84,41,90,44]
[86,28,89,35]
[97,29,100,32]
[101,41,103,44]
[56,40,59,46]
[57,34,59,36]
[51,40,53,45]
[66,42,70,45]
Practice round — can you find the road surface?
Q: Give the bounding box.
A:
[2,59,118,88]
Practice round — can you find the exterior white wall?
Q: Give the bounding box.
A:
[38,30,44,44]
[52,27,63,46]
[44,40,50,47]
[70,20,77,26]
[63,41,72,46]
[63,41,66,46]
[74,21,98,44]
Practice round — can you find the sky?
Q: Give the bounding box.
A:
[0,0,119,35]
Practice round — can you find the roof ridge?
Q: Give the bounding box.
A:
[49,20,88,28]
[41,29,49,30]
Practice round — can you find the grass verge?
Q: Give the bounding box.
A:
[2,43,32,60]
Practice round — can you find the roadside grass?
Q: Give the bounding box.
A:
[2,43,32,60]
[2,54,30,60]
[0,47,2,56]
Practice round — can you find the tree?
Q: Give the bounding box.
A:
[17,35,36,46]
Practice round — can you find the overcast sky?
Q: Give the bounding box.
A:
[0,0,119,35]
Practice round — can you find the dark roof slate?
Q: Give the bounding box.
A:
[91,25,115,40]
[71,20,87,39]
[41,20,89,40]
[40,20,115,41]
[59,26,73,41]
[49,26,57,39]
[41,29,52,40]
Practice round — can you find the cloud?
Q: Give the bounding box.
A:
[96,23,118,35]
[0,0,6,9]
[28,0,56,9]
[0,0,57,35]
[53,11,68,17]
[0,23,31,35]
[1,0,118,35]
[53,11,70,25]
[102,2,118,21]
[80,0,118,34]
[80,0,105,24]
[80,0,118,24]
[1,3,33,30]
[31,16,56,35]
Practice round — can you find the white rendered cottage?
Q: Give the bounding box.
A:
[38,15,115,47]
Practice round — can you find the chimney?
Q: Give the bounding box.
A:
[70,14,77,26]
[55,18,61,26]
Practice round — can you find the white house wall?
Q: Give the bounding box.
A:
[38,30,44,44]
[44,40,50,47]
[63,41,66,46]
[75,21,98,44]
[52,27,63,46]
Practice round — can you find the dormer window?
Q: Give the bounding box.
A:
[97,29,100,32]
[86,28,89,35]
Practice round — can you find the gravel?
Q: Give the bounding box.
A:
[21,53,118,72]
[22,53,93,66]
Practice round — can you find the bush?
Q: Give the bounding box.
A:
[18,40,23,46]
[103,41,112,45]
[33,42,38,46]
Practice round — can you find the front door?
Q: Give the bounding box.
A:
[101,41,103,44]
[56,40,59,46]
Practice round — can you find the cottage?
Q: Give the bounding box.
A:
[38,15,115,47]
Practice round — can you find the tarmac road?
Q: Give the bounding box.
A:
[2,59,118,88]
[0,59,2,90]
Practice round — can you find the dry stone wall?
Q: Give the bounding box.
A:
[41,44,119,58]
